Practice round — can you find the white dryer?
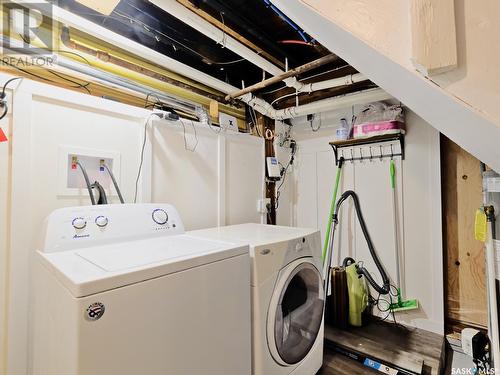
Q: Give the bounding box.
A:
[31,204,251,375]
[189,223,324,375]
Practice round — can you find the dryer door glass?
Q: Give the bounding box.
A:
[273,262,324,364]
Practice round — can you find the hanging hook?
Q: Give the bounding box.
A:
[369,146,373,162]
[350,148,354,163]
[379,145,383,161]
[359,147,363,163]
[390,144,394,159]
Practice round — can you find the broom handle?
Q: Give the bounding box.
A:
[322,157,344,264]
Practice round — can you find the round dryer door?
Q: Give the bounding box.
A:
[267,258,324,366]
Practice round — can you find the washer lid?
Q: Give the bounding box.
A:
[76,235,225,272]
[37,234,248,297]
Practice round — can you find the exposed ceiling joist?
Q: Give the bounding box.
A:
[150,0,285,77]
[174,0,286,69]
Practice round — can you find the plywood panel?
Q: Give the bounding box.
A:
[441,135,487,329]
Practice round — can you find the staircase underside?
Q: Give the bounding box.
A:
[273,0,500,172]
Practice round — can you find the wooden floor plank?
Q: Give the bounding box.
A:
[321,320,445,375]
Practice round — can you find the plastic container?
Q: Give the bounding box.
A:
[335,118,350,140]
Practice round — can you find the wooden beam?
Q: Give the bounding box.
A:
[254,113,277,225]
[410,0,457,76]
[176,0,285,69]
[225,54,339,101]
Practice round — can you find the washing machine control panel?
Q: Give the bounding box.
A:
[41,204,185,253]
[152,208,168,225]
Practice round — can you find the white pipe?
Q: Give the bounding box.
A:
[246,88,391,120]
[300,73,367,93]
[149,0,284,77]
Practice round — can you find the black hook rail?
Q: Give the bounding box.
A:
[329,133,405,166]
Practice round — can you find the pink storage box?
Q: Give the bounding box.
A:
[352,120,405,139]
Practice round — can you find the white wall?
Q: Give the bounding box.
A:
[277,105,444,334]
[0,80,15,375]
[0,73,264,375]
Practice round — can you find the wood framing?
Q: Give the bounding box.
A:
[410,0,458,76]
[441,135,487,330]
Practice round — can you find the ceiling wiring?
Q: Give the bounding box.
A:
[278,40,315,46]
[270,91,298,107]
[144,92,163,109]
[219,11,228,48]
[275,139,296,210]
[47,70,92,94]
[179,118,198,152]
[263,0,313,44]
[0,77,23,121]
[134,112,162,203]
[109,8,247,67]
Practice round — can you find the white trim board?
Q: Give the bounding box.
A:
[272,0,500,173]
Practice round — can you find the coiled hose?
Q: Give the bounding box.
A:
[334,190,391,295]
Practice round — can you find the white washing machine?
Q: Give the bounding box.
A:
[189,223,324,375]
[31,204,251,375]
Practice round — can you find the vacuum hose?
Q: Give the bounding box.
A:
[334,190,391,295]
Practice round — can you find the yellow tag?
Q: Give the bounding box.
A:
[475,209,487,242]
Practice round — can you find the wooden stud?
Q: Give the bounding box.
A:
[209,100,219,121]
[410,0,458,76]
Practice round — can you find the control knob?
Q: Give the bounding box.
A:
[72,217,87,230]
[152,209,168,225]
[95,216,109,228]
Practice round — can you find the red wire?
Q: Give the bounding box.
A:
[278,40,314,46]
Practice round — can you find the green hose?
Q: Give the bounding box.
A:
[322,157,344,263]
